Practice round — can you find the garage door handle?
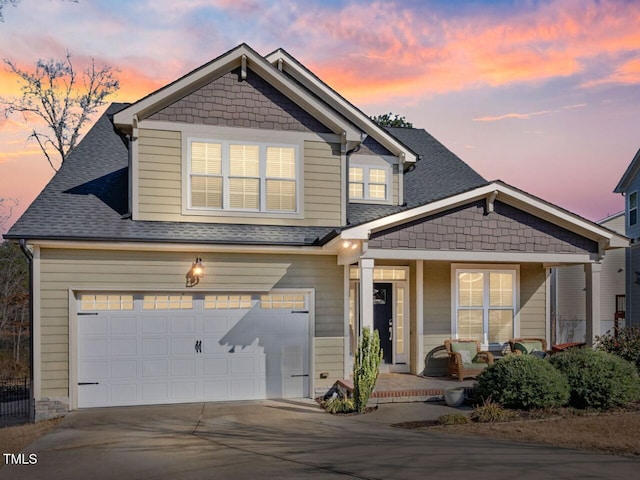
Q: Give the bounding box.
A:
[290,374,309,377]
[78,382,99,385]
[195,340,202,353]
[291,310,309,314]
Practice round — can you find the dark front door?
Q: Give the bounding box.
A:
[373,283,393,364]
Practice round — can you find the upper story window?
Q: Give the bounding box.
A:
[188,139,298,213]
[349,159,391,203]
[629,191,637,227]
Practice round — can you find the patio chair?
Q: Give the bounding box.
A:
[444,339,494,381]
[508,338,548,357]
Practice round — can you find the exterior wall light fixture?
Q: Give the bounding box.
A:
[186,257,204,287]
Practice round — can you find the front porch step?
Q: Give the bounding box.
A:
[318,378,475,404]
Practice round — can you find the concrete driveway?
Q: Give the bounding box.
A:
[2,400,639,479]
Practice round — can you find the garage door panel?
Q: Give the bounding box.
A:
[78,292,310,408]
[110,317,136,335]
[143,359,168,377]
[111,360,137,378]
[142,383,168,402]
[171,317,195,334]
[172,358,196,376]
[79,360,108,379]
[79,339,107,357]
[112,384,138,403]
[142,317,168,334]
[143,338,168,355]
[110,338,137,356]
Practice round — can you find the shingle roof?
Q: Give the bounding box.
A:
[346,127,487,226]
[6,107,487,245]
[5,104,337,246]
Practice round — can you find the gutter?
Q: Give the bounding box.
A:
[18,239,35,423]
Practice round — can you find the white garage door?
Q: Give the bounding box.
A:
[77,292,310,408]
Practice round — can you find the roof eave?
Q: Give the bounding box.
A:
[265,48,418,163]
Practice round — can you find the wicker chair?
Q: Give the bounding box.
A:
[444,339,494,381]
[508,338,548,356]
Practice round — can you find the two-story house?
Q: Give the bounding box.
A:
[615,148,640,327]
[6,44,627,420]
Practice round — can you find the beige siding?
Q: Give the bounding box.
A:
[136,129,342,226]
[519,263,547,338]
[393,172,399,206]
[314,337,344,389]
[422,261,452,355]
[38,248,343,399]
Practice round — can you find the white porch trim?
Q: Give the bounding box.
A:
[585,262,602,346]
[362,248,597,264]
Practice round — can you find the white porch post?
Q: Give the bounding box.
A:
[359,258,375,334]
[414,260,424,375]
[584,262,602,347]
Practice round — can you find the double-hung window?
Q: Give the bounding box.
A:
[349,160,391,203]
[453,266,518,346]
[629,191,637,227]
[188,139,298,213]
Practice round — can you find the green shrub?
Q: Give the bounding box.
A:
[475,355,569,410]
[353,327,383,413]
[437,413,469,425]
[549,348,640,409]
[324,397,355,414]
[596,327,640,372]
[470,398,517,423]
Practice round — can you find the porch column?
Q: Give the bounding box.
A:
[359,258,375,334]
[584,262,602,347]
[414,260,424,375]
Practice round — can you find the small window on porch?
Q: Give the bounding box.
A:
[349,266,407,281]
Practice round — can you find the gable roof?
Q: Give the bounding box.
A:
[614,147,640,193]
[347,127,488,226]
[265,48,417,163]
[342,180,628,250]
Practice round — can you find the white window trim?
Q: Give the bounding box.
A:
[349,155,393,205]
[629,190,637,227]
[450,264,520,348]
[182,130,304,219]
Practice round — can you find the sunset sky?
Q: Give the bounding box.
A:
[1,0,639,235]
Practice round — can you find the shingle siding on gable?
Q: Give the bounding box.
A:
[149,67,332,133]
[353,136,393,156]
[368,200,599,254]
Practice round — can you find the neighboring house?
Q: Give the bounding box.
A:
[554,211,626,342]
[6,44,628,420]
[614,148,640,327]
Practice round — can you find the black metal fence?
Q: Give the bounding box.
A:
[0,376,31,425]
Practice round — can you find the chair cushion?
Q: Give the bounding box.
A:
[458,350,472,364]
[451,342,477,360]
[522,341,543,353]
[513,342,528,354]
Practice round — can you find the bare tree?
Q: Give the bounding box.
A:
[0,0,20,22]
[1,52,119,171]
[0,197,17,231]
[0,241,29,371]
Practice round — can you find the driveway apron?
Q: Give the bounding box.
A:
[1,400,639,479]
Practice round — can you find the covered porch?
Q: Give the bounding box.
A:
[329,182,628,379]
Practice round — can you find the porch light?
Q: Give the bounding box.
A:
[186,257,204,287]
[341,240,359,250]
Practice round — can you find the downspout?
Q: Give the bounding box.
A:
[19,239,34,423]
[121,133,133,219]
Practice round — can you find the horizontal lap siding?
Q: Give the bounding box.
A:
[422,262,452,355]
[314,337,345,389]
[136,129,343,226]
[138,129,182,219]
[39,249,343,398]
[519,264,546,338]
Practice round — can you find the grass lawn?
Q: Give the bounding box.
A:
[398,405,640,456]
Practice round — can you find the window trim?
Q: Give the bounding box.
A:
[348,155,393,205]
[450,264,520,348]
[629,190,637,227]
[183,133,303,219]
